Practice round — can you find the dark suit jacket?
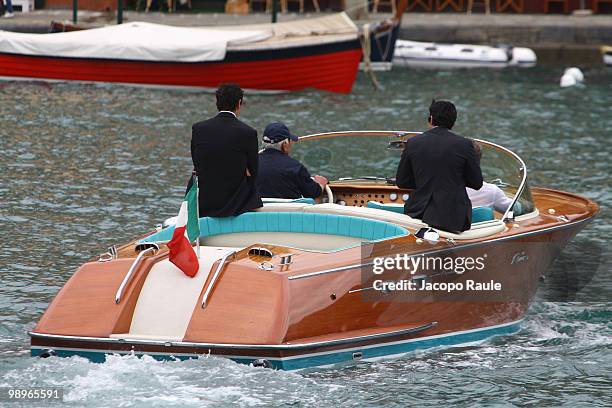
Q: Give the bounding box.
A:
[191,112,262,217]
[257,149,322,199]
[395,127,483,232]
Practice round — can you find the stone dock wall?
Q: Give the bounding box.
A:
[1,11,610,64]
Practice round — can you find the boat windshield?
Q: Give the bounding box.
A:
[296,131,535,219]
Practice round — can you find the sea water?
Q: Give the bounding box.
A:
[0,67,610,407]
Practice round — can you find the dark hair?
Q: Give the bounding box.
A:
[216,83,243,111]
[472,140,482,161]
[429,99,457,129]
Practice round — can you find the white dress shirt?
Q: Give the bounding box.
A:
[467,182,513,213]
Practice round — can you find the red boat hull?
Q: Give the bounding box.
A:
[0,40,362,93]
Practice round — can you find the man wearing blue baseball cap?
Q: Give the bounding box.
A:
[257,123,328,199]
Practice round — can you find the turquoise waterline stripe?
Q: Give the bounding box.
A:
[30,321,521,370]
[279,321,521,370]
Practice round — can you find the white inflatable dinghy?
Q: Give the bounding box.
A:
[393,40,537,68]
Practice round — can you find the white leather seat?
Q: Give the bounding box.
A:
[255,202,313,212]
[114,246,239,341]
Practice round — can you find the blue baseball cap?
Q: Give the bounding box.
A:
[262,122,298,143]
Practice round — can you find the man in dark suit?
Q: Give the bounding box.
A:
[190,83,262,217]
[257,122,328,199]
[395,100,483,233]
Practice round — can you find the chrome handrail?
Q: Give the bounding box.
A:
[201,251,236,309]
[115,245,158,304]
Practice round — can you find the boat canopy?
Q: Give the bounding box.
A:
[0,13,358,61]
[0,22,271,62]
[223,12,358,50]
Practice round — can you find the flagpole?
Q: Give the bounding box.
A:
[194,171,201,259]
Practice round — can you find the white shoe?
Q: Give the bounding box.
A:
[3,12,14,18]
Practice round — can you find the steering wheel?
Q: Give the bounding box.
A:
[324,184,334,204]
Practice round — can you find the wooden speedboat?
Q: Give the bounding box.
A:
[393,40,537,68]
[30,131,598,370]
[0,13,361,94]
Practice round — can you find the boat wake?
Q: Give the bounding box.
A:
[3,302,610,407]
[1,353,347,407]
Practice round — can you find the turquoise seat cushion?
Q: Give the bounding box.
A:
[140,212,407,244]
[471,206,495,223]
[261,197,316,204]
[367,201,404,214]
[366,201,495,223]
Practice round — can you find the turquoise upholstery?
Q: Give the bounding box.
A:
[471,206,495,223]
[367,201,404,214]
[366,201,495,224]
[261,197,316,204]
[140,212,407,244]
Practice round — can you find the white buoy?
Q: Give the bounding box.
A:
[560,67,584,88]
[560,73,577,88]
[564,67,584,82]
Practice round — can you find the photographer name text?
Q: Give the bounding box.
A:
[373,279,502,292]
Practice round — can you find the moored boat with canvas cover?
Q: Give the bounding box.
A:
[0,13,362,93]
[29,131,598,370]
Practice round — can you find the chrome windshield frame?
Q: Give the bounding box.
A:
[299,130,420,141]
[298,130,529,222]
[472,137,528,222]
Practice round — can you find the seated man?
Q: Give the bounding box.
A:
[257,122,328,199]
[395,100,483,233]
[467,141,520,214]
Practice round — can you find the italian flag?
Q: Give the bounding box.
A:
[167,178,200,277]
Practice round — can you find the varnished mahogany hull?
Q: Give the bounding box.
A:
[30,188,598,369]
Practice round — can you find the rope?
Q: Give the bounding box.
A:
[360,23,381,90]
[380,22,396,61]
[343,0,380,15]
